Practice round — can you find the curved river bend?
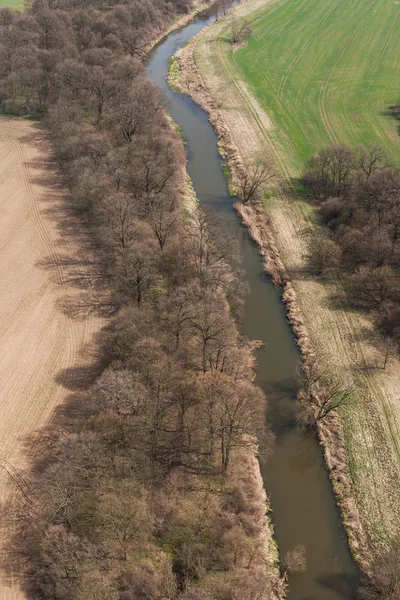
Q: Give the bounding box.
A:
[146,8,359,600]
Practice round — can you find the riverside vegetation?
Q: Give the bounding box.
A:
[166,0,400,595]
[304,143,400,350]
[0,0,284,599]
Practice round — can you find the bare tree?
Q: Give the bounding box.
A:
[318,381,354,422]
[0,6,14,26]
[299,377,355,427]
[183,208,235,290]
[197,373,264,473]
[76,571,118,600]
[119,27,147,58]
[127,135,183,204]
[40,525,93,596]
[163,286,196,351]
[89,368,148,415]
[298,356,355,426]
[282,544,307,574]
[238,155,277,204]
[35,9,65,51]
[355,143,387,180]
[304,144,356,199]
[141,191,179,251]
[359,538,400,600]
[56,59,88,98]
[99,191,141,258]
[229,18,252,45]
[99,484,152,560]
[307,234,341,275]
[189,291,237,373]
[114,239,158,305]
[214,0,231,20]
[106,81,164,143]
[349,265,395,309]
[87,65,119,125]
[376,336,398,370]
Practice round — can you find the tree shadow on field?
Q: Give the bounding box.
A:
[19,126,117,384]
[382,105,400,137]
[0,123,114,483]
[20,126,115,319]
[0,327,112,596]
[283,176,311,202]
[318,281,357,314]
[55,333,108,392]
[0,125,115,597]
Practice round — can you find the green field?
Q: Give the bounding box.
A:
[0,0,25,9]
[234,0,400,174]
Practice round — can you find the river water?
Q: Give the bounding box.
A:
[146,8,359,599]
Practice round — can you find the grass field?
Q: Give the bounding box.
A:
[234,0,400,174]
[0,0,25,9]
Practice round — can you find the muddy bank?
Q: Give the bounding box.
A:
[168,7,371,574]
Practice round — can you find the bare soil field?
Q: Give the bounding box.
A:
[172,0,400,569]
[0,118,104,599]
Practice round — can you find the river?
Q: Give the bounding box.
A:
[146,7,359,599]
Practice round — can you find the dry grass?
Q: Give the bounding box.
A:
[171,0,400,571]
[0,118,104,599]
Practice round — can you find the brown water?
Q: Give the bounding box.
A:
[146,10,360,599]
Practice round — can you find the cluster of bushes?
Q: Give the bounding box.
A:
[0,0,193,116]
[0,0,278,599]
[303,143,400,348]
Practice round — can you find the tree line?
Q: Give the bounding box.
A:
[0,0,191,116]
[4,230,274,598]
[303,146,400,594]
[304,143,400,355]
[0,0,280,598]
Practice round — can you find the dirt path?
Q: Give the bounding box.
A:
[0,118,104,599]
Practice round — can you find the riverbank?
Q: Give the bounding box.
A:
[178,165,285,598]
[168,0,400,574]
[155,7,285,594]
[147,0,212,53]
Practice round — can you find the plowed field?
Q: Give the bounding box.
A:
[0,118,103,599]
